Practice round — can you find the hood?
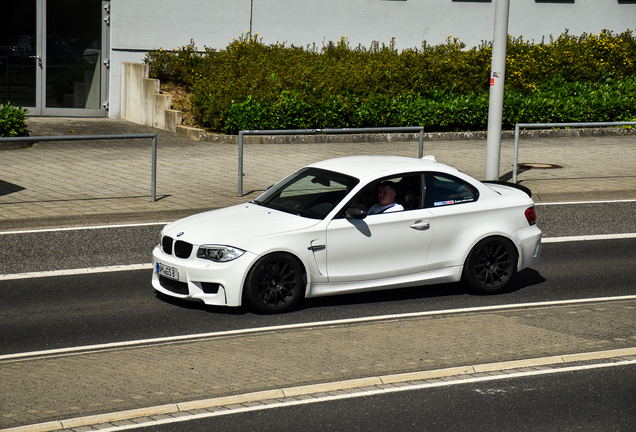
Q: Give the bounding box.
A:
[162,203,321,247]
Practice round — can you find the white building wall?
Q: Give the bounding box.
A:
[108,0,636,118]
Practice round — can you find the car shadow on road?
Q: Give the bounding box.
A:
[301,268,547,311]
[504,268,547,292]
[153,268,546,315]
[154,291,249,315]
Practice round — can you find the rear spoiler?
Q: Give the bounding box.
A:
[482,180,532,198]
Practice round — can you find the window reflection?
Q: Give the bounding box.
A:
[45,0,102,108]
[0,1,37,107]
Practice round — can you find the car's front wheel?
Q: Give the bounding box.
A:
[243,253,305,313]
[462,236,518,294]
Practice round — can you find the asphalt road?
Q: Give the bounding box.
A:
[1,202,635,355]
[1,201,635,431]
[2,201,636,275]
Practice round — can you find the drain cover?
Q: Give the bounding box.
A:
[518,163,563,169]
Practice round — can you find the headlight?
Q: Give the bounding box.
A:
[197,245,245,262]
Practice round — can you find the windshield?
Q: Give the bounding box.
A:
[254,168,359,219]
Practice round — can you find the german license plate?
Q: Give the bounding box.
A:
[156,262,179,280]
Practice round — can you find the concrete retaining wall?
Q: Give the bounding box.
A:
[175,125,636,145]
[120,62,183,132]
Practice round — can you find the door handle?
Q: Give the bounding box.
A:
[410,221,430,230]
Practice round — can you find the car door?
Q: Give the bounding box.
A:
[324,174,434,283]
[423,172,481,271]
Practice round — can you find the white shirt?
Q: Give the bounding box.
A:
[368,202,404,214]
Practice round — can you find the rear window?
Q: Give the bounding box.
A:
[426,173,478,207]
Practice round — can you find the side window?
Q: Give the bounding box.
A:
[340,174,424,216]
[426,173,478,208]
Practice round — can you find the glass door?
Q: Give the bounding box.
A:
[0,0,41,114]
[44,0,107,115]
[1,0,108,117]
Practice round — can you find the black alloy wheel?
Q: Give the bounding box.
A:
[244,253,305,313]
[462,237,518,294]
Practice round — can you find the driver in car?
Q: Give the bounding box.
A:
[368,181,404,214]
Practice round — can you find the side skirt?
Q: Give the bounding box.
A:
[307,267,462,298]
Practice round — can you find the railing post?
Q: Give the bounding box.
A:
[513,124,520,184]
[419,128,424,159]
[151,134,157,202]
[238,131,245,197]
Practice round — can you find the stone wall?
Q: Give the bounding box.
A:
[120,62,182,132]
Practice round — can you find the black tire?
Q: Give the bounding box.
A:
[462,237,518,294]
[243,253,305,313]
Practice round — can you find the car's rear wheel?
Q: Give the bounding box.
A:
[243,253,305,313]
[462,237,518,294]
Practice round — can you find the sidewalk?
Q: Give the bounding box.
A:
[1,118,635,231]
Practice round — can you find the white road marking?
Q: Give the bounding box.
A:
[1,232,634,281]
[2,295,635,362]
[0,264,153,281]
[535,198,636,206]
[0,221,168,235]
[90,358,636,431]
[542,233,636,243]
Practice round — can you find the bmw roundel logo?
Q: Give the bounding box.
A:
[177,232,184,237]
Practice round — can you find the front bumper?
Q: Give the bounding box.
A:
[151,245,257,307]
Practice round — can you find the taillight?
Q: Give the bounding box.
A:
[525,206,537,226]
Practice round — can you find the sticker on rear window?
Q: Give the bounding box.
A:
[434,200,454,206]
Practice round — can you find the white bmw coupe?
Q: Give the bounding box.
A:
[152,155,541,313]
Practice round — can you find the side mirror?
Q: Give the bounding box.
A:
[345,204,368,220]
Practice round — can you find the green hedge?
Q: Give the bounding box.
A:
[222,78,636,132]
[0,102,29,137]
[144,30,636,133]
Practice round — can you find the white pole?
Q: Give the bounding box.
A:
[484,0,510,181]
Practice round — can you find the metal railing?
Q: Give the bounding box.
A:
[0,133,159,201]
[238,126,425,196]
[513,122,636,184]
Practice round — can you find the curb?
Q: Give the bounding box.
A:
[0,132,33,151]
[4,347,635,432]
[0,208,211,232]
[176,126,636,145]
